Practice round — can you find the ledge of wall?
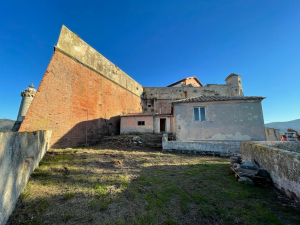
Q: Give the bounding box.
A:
[162,134,241,156]
[0,130,52,225]
[56,25,143,97]
[241,141,300,202]
[143,85,232,100]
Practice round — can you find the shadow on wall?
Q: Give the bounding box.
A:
[53,116,120,149]
[0,131,51,225]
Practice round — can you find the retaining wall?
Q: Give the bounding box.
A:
[241,141,300,202]
[0,130,52,225]
[162,134,241,156]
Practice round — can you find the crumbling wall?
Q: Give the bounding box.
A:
[154,100,173,114]
[0,130,51,225]
[19,26,142,148]
[248,141,300,153]
[241,141,300,202]
[174,100,266,142]
[142,83,243,113]
[265,127,281,141]
[143,84,233,100]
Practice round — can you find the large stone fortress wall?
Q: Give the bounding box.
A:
[19,26,143,148]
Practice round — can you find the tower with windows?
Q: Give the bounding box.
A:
[225,73,244,96]
[12,84,37,131]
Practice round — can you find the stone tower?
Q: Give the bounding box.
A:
[12,84,37,131]
[225,73,244,96]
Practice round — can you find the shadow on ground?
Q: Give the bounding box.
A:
[7,144,300,225]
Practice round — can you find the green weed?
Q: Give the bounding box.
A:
[31,169,51,179]
[90,196,110,211]
[63,192,76,200]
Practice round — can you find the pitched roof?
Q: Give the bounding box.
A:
[120,113,174,117]
[225,73,241,81]
[120,113,153,117]
[173,95,265,104]
[167,77,203,87]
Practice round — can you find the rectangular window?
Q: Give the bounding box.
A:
[193,107,206,121]
[138,121,145,126]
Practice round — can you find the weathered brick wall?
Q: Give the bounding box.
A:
[154,100,173,114]
[19,50,142,148]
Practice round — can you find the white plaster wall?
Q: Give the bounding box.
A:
[162,134,241,156]
[0,130,52,225]
[174,100,266,141]
[120,116,153,133]
[170,116,175,133]
[154,117,173,133]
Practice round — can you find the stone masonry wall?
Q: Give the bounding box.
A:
[142,83,243,114]
[19,26,142,148]
[0,130,51,225]
[241,141,300,202]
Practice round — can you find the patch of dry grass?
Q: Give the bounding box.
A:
[7,143,300,225]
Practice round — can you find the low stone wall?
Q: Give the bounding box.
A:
[0,130,52,225]
[162,134,241,156]
[241,141,300,202]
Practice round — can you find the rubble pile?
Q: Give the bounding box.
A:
[124,136,143,146]
[102,135,143,147]
[230,156,272,185]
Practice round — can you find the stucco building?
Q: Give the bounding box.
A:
[121,74,256,138]
[173,96,266,141]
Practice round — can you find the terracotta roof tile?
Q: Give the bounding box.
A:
[120,113,153,117]
[173,95,265,103]
[167,77,203,87]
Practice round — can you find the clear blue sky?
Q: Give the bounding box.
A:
[0,0,299,123]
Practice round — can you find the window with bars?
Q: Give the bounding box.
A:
[193,107,206,121]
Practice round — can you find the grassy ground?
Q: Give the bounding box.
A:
[8,142,300,225]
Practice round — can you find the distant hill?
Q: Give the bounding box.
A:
[265,119,300,133]
[0,119,15,132]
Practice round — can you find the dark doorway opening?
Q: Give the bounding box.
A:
[160,118,166,132]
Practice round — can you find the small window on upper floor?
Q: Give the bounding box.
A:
[138,121,145,126]
[148,105,152,107]
[193,107,206,121]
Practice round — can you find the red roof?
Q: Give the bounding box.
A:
[120,113,153,117]
[167,77,203,87]
[173,95,265,104]
[121,113,174,117]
